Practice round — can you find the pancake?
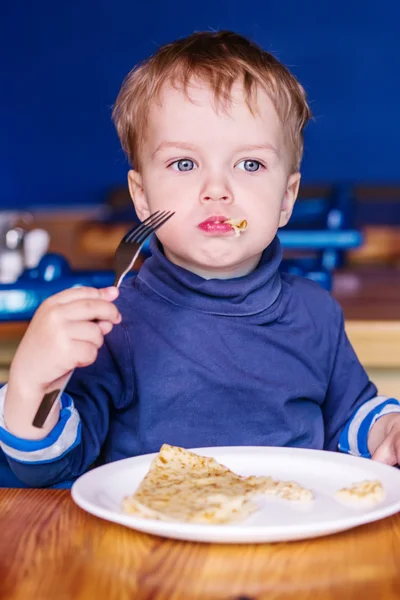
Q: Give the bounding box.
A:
[225,219,248,237]
[122,444,313,524]
[335,480,385,508]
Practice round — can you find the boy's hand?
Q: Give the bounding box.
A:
[368,413,400,465]
[5,286,121,439]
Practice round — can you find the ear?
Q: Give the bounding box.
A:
[278,172,301,228]
[128,170,150,221]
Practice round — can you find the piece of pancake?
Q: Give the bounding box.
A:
[267,480,314,503]
[225,219,248,237]
[335,480,385,508]
[122,444,313,524]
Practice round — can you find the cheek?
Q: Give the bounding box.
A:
[144,173,194,212]
[245,187,284,219]
[247,200,284,241]
[154,222,188,251]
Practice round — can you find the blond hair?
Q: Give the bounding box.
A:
[112,30,311,172]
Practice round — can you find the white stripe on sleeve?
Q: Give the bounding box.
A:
[339,395,400,458]
[0,384,81,463]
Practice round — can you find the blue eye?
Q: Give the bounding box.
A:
[237,159,263,172]
[170,159,196,172]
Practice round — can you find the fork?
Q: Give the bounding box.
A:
[32,210,174,428]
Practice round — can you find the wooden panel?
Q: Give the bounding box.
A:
[355,184,400,201]
[333,268,400,321]
[348,227,400,265]
[366,368,400,399]
[18,208,107,269]
[345,321,400,368]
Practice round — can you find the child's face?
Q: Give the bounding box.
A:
[128,80,300,279]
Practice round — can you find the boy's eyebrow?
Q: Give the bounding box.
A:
[152,141,280,157]
[237,144,280,157]
[152,141,198,157]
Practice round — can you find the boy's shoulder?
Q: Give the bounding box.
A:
[281,272,343,326]
[113,274,160,322]
[114,275,141,312]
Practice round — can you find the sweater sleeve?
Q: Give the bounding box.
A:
[322,302,400,454]
[0,323,134,487]
[322,303,378,451]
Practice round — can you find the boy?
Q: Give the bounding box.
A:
[1,31,400,487]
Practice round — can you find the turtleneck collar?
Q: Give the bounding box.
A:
[136,236,283,317]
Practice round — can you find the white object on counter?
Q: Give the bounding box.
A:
[0,251,24,283]
[23,228,50,269]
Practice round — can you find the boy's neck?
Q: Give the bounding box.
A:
[163,247,263,280]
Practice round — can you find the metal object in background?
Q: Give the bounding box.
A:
[0,211,49,284]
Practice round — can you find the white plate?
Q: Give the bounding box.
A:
[71,446,400,544]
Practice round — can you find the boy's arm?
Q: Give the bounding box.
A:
[0,324,133,487]
[322,303,400,457]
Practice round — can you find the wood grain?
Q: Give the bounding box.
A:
[1,489,400,600]
[348,227,400,265]
[333,267,400,321]
[345,321,400,368]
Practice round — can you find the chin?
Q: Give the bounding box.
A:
[192,250,254,272]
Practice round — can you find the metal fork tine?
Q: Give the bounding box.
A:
[124,211,170,244]
[134,212,174,246]
[122,211,162,243]
[126,211,171,244]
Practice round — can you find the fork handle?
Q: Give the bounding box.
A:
[32,371,74,428]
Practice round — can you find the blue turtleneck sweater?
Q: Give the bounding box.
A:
[1,237,399,487]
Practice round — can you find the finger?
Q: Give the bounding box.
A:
[59,299,121,324]
[46,286,119,307]
[74,340,100,369]
[68,321,106,348]
[390,432,400,466]
[96,320,114,336]
[372,439,398,465]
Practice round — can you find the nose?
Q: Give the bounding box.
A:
[200,174,233,205]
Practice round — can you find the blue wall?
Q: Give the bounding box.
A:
[1,0,399,208]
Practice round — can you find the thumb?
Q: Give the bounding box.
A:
[372,438,397,465]
[100,286,119,300]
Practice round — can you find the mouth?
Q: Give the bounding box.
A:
[197,216,248,237]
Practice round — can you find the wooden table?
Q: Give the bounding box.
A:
[1,489,400,600]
